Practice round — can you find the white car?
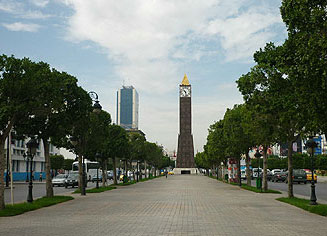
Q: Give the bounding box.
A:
[52,174,68,187]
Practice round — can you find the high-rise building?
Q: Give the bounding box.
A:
[116,86,139,129]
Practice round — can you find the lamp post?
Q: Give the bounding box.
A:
[95,152,100,189]
[306,137,318,205]
[25,137,38,203]
[254,149,262,191]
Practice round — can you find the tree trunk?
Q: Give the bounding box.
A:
[287,140,294,198]
[0,120,14,209]
[263,145,268,192]
[102,159,107,187]
[113,157,117,185]
[144,160,147,179]
[78,154,83,193]
[0,139,5,210]
[43,139,53,197]
[246,152,251,186]
[237,158,241,187]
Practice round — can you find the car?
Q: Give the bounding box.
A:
[168,171,174,175]
[91,174,102,183]
[267,171,273,181]
[252,168,263,178]
[285,169,307,184]
[271,169,282,175]
[107,170,114,180]
[271,171,287,182]
[304,169,317,183]
[64,173,79,188]
[52,174,67,187]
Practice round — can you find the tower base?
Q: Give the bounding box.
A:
[173,168,199,175]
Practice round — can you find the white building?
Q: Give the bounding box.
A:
[4,137,60,181]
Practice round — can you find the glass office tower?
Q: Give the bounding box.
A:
[116,86,139,129]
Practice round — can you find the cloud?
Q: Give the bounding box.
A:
[29,0,49,8]
[60,1,283,94]
[55,1,284,151]
[0,0,22,13]
[0,0,51,19]
[2,22,41,32]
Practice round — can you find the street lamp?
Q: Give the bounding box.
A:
[306,136,318,205]
[95,152,101,189]
[254,149,262,191]
[25,137,38,203]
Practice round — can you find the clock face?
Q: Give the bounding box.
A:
[180,86,191,97]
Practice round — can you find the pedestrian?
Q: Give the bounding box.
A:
[39,172,43,182]
[165,170,168,178]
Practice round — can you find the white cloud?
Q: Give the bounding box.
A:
[61,1,282,94]
[2,22,41,32]
[29,0,49,8]
[57,1,284,151]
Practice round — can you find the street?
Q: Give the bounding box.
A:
[242,177,327,202]
[1,175,326,236]
[4,180,113,204]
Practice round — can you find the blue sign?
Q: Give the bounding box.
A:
[313,136,322,155]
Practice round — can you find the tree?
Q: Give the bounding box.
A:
[103,125,129,185]
[50,154,64,173]
[14,63,87,197]
[128,133,146,180]
[0,55,49,209]
[63,159,74,171]
[237,43,306,197]
[281,0,327,134]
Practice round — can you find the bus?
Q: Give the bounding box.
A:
[72,160,100,179]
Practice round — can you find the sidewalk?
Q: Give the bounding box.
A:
[1,175,326,236]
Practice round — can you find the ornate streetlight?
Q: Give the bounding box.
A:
[254,149,262,191]
[24,137,38,203]
[306,136,318,205]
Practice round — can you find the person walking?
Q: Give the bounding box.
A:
[165,170,168,178]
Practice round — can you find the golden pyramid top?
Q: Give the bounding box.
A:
[181,74,190,85]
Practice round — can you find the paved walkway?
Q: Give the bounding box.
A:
[0,175,326,236]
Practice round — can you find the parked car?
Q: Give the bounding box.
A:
[267,170,273,181]
[91,174,102,183]
[64,173,79,188]
[107,170,114,180]
[52,174,67,187]
[304,169,317,183]
[271,169,282,175]
[271,171,287,182]
[252,168,263,178]
[285,169,307,184]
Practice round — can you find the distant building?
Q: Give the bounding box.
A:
[4,137,60,181]
[116,86,139,129]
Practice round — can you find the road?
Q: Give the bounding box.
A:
[242,179,327,202]
[4,180,114,204]
[1,175,326,236]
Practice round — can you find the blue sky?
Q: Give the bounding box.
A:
[0,0,287,157]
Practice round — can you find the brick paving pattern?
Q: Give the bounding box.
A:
[0,175,326,236]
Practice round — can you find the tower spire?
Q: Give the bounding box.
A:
[181,74,190,85]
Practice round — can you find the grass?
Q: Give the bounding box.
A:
[73,185,117,194]
[0,196,74,217]
[277,197,327,217]
[208,175,281,194]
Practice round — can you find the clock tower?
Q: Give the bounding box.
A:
[176,74,195,169]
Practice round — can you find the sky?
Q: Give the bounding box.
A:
[0,0,287,158]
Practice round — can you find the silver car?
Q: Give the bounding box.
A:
[52,174,68,187]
